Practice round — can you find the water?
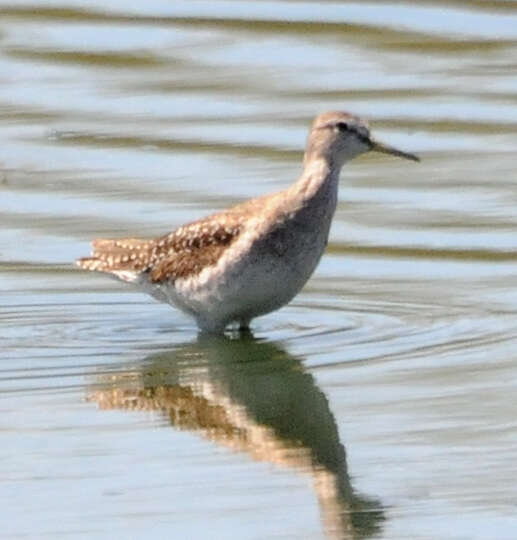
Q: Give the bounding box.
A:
[2,1,517,538]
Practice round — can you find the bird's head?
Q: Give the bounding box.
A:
[304,111,419,169]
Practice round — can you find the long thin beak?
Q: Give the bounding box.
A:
[369,138,420,162]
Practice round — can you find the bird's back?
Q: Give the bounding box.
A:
[76,188,297,285]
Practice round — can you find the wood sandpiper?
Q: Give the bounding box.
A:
[77,111,419,333]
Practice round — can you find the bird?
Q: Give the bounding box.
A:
[77,111,419,333]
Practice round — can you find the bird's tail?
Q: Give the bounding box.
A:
[76,238,151,282]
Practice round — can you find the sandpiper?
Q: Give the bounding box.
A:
[77,111,419,333]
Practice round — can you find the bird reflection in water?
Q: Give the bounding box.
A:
[88,334,384,539]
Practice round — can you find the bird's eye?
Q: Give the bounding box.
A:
[336,122,349,132]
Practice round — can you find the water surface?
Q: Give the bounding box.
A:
[2,1,517,539]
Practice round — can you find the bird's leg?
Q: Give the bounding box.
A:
[238,319,251,332]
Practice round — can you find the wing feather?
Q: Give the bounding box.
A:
[76,214,243,282]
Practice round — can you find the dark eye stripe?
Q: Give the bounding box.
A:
[336,122,371,145]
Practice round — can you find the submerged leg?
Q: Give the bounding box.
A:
[238,318,251,332]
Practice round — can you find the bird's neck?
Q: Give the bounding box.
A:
[289,155,343,206]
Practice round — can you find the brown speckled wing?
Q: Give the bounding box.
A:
[148,219,240,282]
[76,214,242,282]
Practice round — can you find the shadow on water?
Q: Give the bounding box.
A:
[88,333,384,539]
